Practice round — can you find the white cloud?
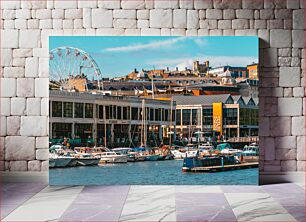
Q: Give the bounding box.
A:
[152,55,258,71]
[104,37,187,52]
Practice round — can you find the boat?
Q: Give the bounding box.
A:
[100,152,128,163]
[171,149,198,159]
[76,153,100,166]
[112,148,136,162]
[182,155,240,172]
[49,153,73,168]
[144,155,159,161]
[242,143,259,156]
[221,148,242,155]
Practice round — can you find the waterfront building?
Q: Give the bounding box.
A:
[49,90,175,147]
[247,63,258,80]
[173,94,258,142]
[208,66,248,78]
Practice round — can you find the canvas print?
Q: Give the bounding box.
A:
[49,36,259,185]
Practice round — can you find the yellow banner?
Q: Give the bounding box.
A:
[213,102,223,134]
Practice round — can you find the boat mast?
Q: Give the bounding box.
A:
[103,105,107,148]
[143,100,147,147]
[169,97,173,147]
[140,99,144,147]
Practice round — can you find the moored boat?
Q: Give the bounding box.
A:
[100,152,128,163]
[76,153,100,166]
[144,155,159,161]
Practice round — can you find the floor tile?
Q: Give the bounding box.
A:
[262,183,304,194]
[282,205,305,222]
[221,185,264,193]
[1,182,47,194]
[176,193,237,222]
[119,186,176,222]
[225,193,297,221]
[270,192,305,206]
[3,186,84,221]
[59,186,130,221]
[176,185,222,193]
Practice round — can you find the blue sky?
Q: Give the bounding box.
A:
[50,36,258,78]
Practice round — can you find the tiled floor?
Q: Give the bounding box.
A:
[1,182,305,222]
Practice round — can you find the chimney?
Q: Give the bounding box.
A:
[167,67,169,71]
[185,67,188,71]
[176,67,178,71]
[134,68,137,73]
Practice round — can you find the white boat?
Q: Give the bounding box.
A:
[221,148,242,155]
[49,153,73,168]
[242,143,259,156]
[100,152,128,163]
[171,150,198,159]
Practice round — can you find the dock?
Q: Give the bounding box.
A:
[182,162,258,173]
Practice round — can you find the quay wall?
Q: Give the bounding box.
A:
[0,0,305,178]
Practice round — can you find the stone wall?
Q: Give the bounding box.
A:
[0,0,305,173]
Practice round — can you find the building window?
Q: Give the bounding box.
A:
[52,101,62,117]
[98,105,104,119]
[131,107,139,120]
[117,106,122,120]
[176,110,181,125]
[182,109,191,125]
[224,108,237,125]
[150,108,154,121]
[202,108,213,126]
[191,109,197,125]
[63,102,73,118]
[164,109,169,122]
[105,106,110,119]
[85,103,93,118]
[75,103,84,118]
[123,106,129,120]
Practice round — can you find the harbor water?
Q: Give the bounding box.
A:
[49,160,258,185]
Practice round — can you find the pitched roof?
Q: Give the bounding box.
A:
[173,94,233,105]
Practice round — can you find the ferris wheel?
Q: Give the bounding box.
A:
[49,46,102,91]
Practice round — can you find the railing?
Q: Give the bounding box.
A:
[227,136,259,143]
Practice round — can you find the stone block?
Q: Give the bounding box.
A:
[292,116,305,136]
[180,0,193,9]
[264,164,281,172]
[26,98,41,116]
[270,29,291,48]
[213,0,241,9]
[98,0,121,9]
[260,9,274,19]
[275,136,297,149]
[284,19,293,29]
[1,1,20,9]
[0,137,4,160]
[287,0,300,9]
[114,19,137,29]
[41,98,49,116]
[278,48,291,57]
[83,8,92,28]
[278,98,302,116]
[78,0,97,8]
[150,9,172,28]
[11,98,26,116]
[232,19,249,29]
[36,149,48,161]
[0,98,10,116]
[293,9,305,30]
[276,148,297,160]
[15,9,31,19]
[1,30,19,48]
[293,87,304,97]
[281,160,297,171]
[283,87,293,97]
[218,20,232,29]
[19,30,41,48]
[92,9,113,28]
[242,0,263,9]
[7,116,21,136]
[36,137,49,149]
[4,20,15,29]
[154,0,178,9]
[279,67,301,87]
[54,0,77,9]
[264,137,275,160]
[121,0,145,9]
[0,117,6,137]
[137,20,149,28]
[161,28,171,36]
[96,28,125,36]
[292,30,305,48]
[137,10,149,19]
[223,9,235,19]
[186,29,198,36]
[25,57,38,77]
[258,29,269,48]
[263,48,277,67]
[35,9,51,19]
[171,29,186,36]
[194,0,212,9]
[28,160,41,171]
[270,117,291,136]
[1,78,16,98]
[9,161,27,171]
[297,136,305,161]
[206,9,222,19]
[17,78,35,97]
[5,136,35,160]
[65,9,82,19]
[267,20,284,29]
[38,58,49,78]
[62,20,73,29]
[297,161,305,171]
[173,9,187,28]
[140,28,161,36]
[278,57,291,67]
[236,9,254,19]
[114,9,136,19]
[3,67,24,78]
[15,19,28,29]
[35,78,49,98]
[52,9,65,19]
[275,9,292,19]
[2,9,16,19]
[187,10,199,29]
[20,116,48,137]
[259,117,270,136]
[13,49,33,58]
[21,0,46,9]
[41,160,49,171]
